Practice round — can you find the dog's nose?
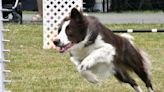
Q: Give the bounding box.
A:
[53,39,60,46]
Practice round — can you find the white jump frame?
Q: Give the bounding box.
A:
[0,0,11,91]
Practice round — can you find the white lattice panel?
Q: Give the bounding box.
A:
[43,0,83,49]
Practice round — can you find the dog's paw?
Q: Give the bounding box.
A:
[79,58,95,71]
[79,63,89,71]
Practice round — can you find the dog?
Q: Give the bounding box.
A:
[53,8,153,92]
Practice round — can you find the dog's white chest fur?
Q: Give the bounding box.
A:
[69,35,116,83]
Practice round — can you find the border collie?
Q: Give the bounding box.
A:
[53,8,153,92]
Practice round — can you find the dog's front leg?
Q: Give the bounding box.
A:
[70,56,99,83]
[79,45,115,71]
[78,45,115,83]
[70,57,80,66]
[77,55,99,83]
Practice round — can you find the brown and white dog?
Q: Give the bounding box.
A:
[53,8,153,92]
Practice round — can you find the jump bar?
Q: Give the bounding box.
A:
[112,29,164,33]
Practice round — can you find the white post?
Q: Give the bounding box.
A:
[0,0,11,92]
[0,0,5,91]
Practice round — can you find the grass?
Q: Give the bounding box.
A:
[3,23,164,92]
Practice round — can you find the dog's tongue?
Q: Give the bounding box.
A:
[59,47,66,53]
[56,42,74,53]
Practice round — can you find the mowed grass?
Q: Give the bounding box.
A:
[4,23,164,92]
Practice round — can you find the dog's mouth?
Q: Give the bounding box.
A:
[56,42,74,53]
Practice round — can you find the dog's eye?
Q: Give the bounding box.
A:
[66,25,69,30]
[58,27,61,34]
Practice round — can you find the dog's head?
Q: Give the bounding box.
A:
[53,8,88,53]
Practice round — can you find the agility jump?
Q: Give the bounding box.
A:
[0,0,11,91]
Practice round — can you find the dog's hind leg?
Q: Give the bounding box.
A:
[139,51,154,92]
[147,87,153,92]
[131,52,153,92]
[134,69,153,92]
[114,70,143,92]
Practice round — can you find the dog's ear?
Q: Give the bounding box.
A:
[70,8,83,22]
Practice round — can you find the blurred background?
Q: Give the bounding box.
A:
[83,0,164,12]
[4,0,163,12]
[2,0,164,23]
[20,0,164,12]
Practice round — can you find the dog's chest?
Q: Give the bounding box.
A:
[70,45,94,61]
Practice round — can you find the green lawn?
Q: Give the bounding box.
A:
[4,23,164,92]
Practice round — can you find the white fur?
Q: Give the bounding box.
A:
[147,87,154,92]
[55,21,70,45]
[133,86,143,92]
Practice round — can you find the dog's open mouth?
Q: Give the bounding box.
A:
[56,42,74,53]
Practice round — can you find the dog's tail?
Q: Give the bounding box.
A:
[139,49,152,76]
[120,33,134,45]
[124,34,151,76]
[120,33,152,76]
